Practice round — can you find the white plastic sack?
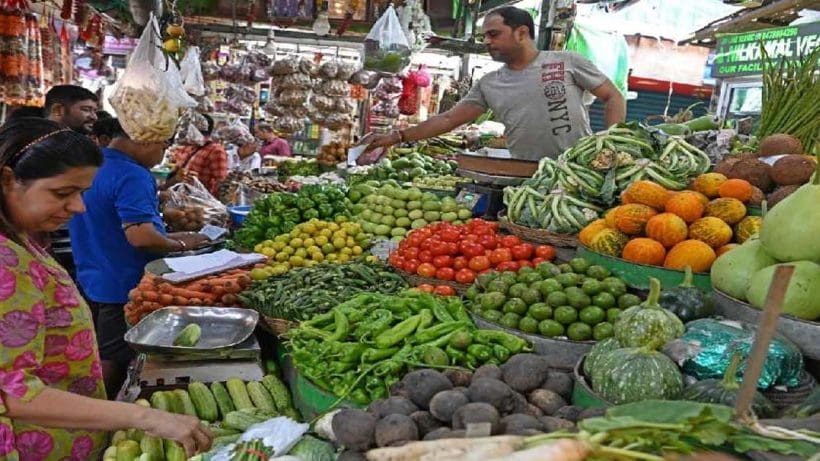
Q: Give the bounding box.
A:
[110,12,197,141]
[363,5,411,73]
[180,46,206,96]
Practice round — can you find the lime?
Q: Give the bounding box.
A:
[498,272,517,285]
[519,316,539,334]
[556,273,580,287]
[480,292,506,311]
[518,266,535,275]
[593,322,615,341]
[581,279,603,296]
[517,271,542,285]
[558,263,574,273]
[536,262,561,278]
[535,279,563,298]
[476,272,498,289]
[520,288,541,305]
[567,322,593,341]
[465,286,479,301]
[527,303,552,321]
[487,279,510,295]
[503,298,528,316]
[546,291,568,308]
[586,265,611,280]
[538,319,564,338]
[481,309,503,323]
[565,289,591,309]
[618,293,642,309]
[500,312,521,329]
[568,257,591,274]
[553,306,578,325]
[606,308,622,323]
[579,306,606,325]
[592,292,616,309]
[508,283,529,299]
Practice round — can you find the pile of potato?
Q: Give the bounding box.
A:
[318,141,349,167]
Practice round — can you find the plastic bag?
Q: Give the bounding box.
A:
[180,46,206,96]
[363,5,411,73]
[215,120,255,146]
[162,177,229,232]
[110,13,196,141]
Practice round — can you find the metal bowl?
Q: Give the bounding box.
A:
[125,306,259,354]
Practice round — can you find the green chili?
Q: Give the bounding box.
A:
[473,330,531,353]
[374,314,421,349]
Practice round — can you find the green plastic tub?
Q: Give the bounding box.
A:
[576,246,712,291]
[571,355,612,409]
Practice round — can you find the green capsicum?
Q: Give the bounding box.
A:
[302,208,320,220]
[493,344,511,362]
[467,344,494,362]
[338,343,367,363]
[374,314,421,349]
[445,345,466,365]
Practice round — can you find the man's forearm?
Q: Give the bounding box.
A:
[126,224,183,253]
[603,93,626,127]
[403,113,467,142]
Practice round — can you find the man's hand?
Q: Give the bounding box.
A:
[359,131,401,152]
[171,232,210,250]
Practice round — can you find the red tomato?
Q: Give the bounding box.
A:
[403,259,420,274]
[532,257,545,266]
[468,256,492,272]
[462,233,479,243]
[388,254,402,267]
[501,235,522,248]
[446,242,459,255]
[453,256,468,270]
[511,243,534,260]
[435,267,455,281]
[418,250,433,263]
[478,234,498,250]
[403,247,419,260]
[430,240,450,256]
[496,261,519,272]
[432,255,453,268]
[440,227,461,242]
[416,284,435,293]
[472,225,494,236]
[455,268,476,284]
[420,238,434,251]
[460,242,484,259]
[434,285,456,296]
[517,260,533,269]
[535,245,556,261]
[489,248,513,265]
[417,263,436,278]
[405,234,423,247]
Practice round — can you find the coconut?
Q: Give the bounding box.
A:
[714,157,741,176]
[749,186,765,206]
[728,158,774,192]
[759,134,803,157]
[770,155,815,186]
[767,185,800,208]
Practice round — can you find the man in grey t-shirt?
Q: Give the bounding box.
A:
[363,6,625,162]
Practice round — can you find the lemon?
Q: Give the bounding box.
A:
[329,223,340,231]
[271,265,288,276]
[303,238,316,248]
[272,241,286,251]
[333,231,347,241]
[301,223,317,235]
[315,235,329,246]
[281,246,295,255]
[311,252,324,262]
[298,232,310,240]
[250,268,268,280]
[254,244,263,253]
[365,255,379,263]
[307,245,321,255]
[322,243,336,254]
[346,237,356,247]
[352,246,363,255]
[326,253,338,262]
[338,253,351,263]
[262,248,276,258]
[290,229,301,238]
[305,260,319,267]
[274,252,289,262]
[294,248,308,259]
[320,229,333,238]
[274,235,289,243]
[289,255,305,267]
[335,215,349,223]
[341,247,353,256]
[315,220,328,229]
[333,238,347,250]
[290,238,304,248]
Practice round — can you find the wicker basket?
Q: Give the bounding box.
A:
[261,315,298,336]
[498,213,579,248]
[762,371,816,410]
[398,270,471,294]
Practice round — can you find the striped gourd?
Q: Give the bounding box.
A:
[188,382,219,422]
[210,381,236,418]
[173,389,198,417]
[592,346,683,404]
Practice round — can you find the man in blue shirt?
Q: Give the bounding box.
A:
[70,119,208,398]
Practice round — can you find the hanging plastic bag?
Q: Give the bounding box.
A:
[363,5,411,74]
[180,46,206,97]
[162,177,229,232]
[110,13,196,141]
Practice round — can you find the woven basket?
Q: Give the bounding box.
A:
[498,213,579,248]
[398,270,471,294]
[262,315,298,336]
[762,371,816,410]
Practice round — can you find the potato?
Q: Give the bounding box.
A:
[409,411,443,437]
[525,404,544,418]
[508,391,530,416]
[578,407,607,421]
[468,378,515,413]
[429,390,469,423]
[473,364,502,381]
[336,450,367,461]
[553,405,583,422]
[401,369,453,410]
[443,369,473,388]
[372,397,419,418]
[500,414,544,435]
[332,409,376,451]
[422,427,454,441]
[542,371,574,400]
[452,402,501,435]
[528,389,567,416]
[539,415,575,432]
[501,354,550,393]
[374,414,419,447]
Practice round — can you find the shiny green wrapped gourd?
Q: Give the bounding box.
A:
[615,278,684,348]
[680,352,775,417]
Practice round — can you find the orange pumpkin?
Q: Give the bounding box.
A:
[665,191,705,223]
[621,181,672,211]
[604,206,621,229]
[690,191,710,205]
[578,219,609,247]
[691,173,727,198]
[664,240,716,272]
[622,238,666,266]
[612,204,658,235]
[718,178,754,203]
[716,244,739,257]
[688,217,733,248]
[645,213,689,248]
[705,198,747,225]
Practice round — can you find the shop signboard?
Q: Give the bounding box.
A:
[712,21,820,78]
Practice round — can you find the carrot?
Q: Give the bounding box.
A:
[142,291,160,302]
[221,294,238,305]
[172,296,188,306]
[222,280,242,294]
[159,294,174,305]
[188,298,203,305]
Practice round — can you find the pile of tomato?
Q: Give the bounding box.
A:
[388,219,557,284]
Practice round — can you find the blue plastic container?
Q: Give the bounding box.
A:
[228,205,252,227]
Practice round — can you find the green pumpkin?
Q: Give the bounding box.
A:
[658,266,714,323]
[680,352,775,418]
[583,337,620,377]
[615,278,685,348]
[592,346,683,405]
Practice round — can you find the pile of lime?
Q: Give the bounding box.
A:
[465,258,642,342]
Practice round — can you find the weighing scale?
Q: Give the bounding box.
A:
[119,335,265,401]
[455,168,526,220]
